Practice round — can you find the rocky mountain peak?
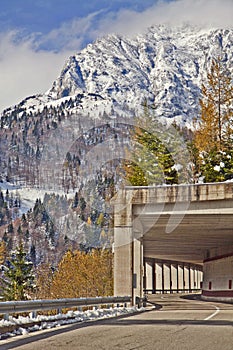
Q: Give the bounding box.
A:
[2,25,233,126]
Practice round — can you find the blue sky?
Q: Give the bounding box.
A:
[0,1,157,34]
[0,0,232,112]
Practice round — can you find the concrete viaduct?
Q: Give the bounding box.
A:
[113,182,233,304]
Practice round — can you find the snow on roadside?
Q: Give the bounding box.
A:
[0,306,145,340]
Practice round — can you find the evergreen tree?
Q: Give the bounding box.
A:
[8,222,14,233]
[48,221,56,246]
[5,189,9,202]
[0,190,4,207]
[124,107,179,186]
[33,198,49,224]
[25,229,30,241]
[21,213,27,226]
[1,243,35,300]
[72,192,79,208]
[30,244,36,266]
[17,225,22,236]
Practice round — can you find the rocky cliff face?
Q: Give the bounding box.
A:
[44,25,233,125]
[2,25,233,127]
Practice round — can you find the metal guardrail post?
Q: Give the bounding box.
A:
[135,296,147,308]
[31,311,37,319]
[3,313,9,321]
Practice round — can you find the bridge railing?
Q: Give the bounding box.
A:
[0,296,131,319]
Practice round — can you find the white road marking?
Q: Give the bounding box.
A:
[204,306,220,321]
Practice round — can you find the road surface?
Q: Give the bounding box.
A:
[1,294,233,350]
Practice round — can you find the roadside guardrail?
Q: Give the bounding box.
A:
[0,296,131,319]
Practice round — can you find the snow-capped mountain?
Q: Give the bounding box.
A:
[2,25,233,126]
[1,24,233,264]
[47,25,233,124]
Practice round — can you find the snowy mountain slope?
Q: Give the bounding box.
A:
[0,25,232,262]
[1,25,233,126]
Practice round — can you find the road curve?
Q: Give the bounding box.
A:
[1,294,233,350]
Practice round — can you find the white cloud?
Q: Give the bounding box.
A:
[0,12,101,112]
[92,0,233,38]
[0,31,73,112]
[39,11,102,52]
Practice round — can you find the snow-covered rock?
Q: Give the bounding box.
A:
[1,25,233,127]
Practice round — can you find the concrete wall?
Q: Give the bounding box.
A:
[130,182,233,205]
[202,253,233,303]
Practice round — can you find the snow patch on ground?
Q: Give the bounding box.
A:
[0,181,72,215]
[0,306,145,340]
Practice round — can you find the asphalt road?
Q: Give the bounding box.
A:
[1,294,233,350]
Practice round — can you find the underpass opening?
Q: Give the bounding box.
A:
[113,183,233,304]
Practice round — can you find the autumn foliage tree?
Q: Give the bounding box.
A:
[194,56,233,182]
[34,262,55,299]
[0,240,7,265]
[48,249,113,299]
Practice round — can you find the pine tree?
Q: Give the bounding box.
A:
[1,243,35,300]
[30,244,36,266]
[0,190,4,207]
[22,213,27,227]
[124,108,179,186]
[72,192,79,208]
[8,222,14,233]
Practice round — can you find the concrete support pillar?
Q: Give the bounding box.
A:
[155,263,163,292]
[132,238,143,301]
[163,264,171,292]
[193,267,203,289]
[197,269,203,289]
[114,190,137,303]
[184,266,190,291]
[178,264,184,290]
[192,268,197,289]
[190,267,193,290]
[190,267,197,289]
[114,231,143,303]
[144,260,154,293]
[171,264,178,292]
[114,227,133,297]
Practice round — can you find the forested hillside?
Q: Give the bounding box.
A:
[0,25,232,300]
